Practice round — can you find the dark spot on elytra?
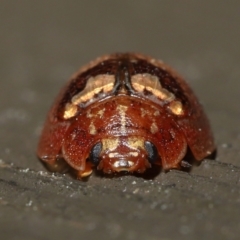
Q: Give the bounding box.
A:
[57,59,119,119]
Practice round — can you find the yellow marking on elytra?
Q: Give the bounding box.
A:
[153,110,160,116]
[150,122,158,134]
[89,121,96,135]
[63,103,78,119]
[117,105,128,134]
[71,74,115,105]
[169,101,184,115]
[145,86,174,101]
[131,73,175,102]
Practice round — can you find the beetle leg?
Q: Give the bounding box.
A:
[43,157,70,173]
[76,162,93,179]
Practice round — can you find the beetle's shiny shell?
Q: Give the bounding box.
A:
[37,53,215,178]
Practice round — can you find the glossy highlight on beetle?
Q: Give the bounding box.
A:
[37,53,215,178]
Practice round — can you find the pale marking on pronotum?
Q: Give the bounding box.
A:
[102,138,119,152]
[150,122,158,134]
[117,105,128,134]
[97,108,105,118]
[89,121,96,135]
[87,108,105,120]
[86,110,93,118]
[128,137,145,150]
[140,108,148,117]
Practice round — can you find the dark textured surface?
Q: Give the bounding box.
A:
[0,1,240,239]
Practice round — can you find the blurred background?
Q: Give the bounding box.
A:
[0,1,240,239]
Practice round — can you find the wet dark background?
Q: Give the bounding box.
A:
[1,1,240,239]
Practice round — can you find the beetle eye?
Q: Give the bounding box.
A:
[89,142,102,165]
[144,141,159,164]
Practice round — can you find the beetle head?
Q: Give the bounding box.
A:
[89,137,160,174]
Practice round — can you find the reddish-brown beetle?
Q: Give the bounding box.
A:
[37,53,215,178]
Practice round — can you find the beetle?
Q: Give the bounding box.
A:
[37,53,215,178]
